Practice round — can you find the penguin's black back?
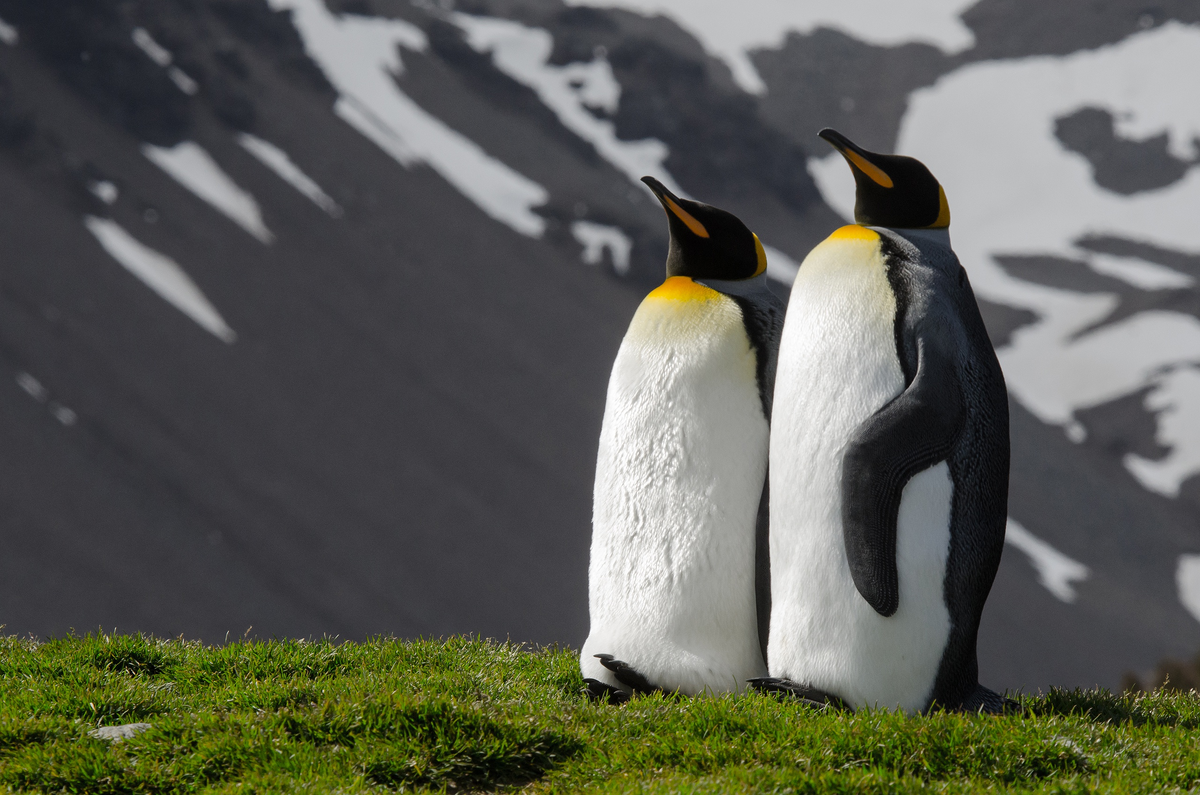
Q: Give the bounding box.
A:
[877,229,1010,711]
[734,287,785,664]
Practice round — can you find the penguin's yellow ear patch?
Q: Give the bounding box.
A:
[845,149,894,188]
[753,233,767,277]
[930,184,951,227]
[663,196,710,238]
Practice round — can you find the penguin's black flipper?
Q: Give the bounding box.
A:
[594,654,660,695]
[748,677,852,711]
[841,336,965,616]
[583,678,631,705]
[754,474,772,666]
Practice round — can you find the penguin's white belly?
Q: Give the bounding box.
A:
[582,282,768,695]
[769,232,952,712]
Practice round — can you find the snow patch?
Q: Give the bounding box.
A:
[1005,519,1090,603]
[891,20,1200,317]
[237,133,343,218]
[143,141,274,243]
[1177,554,1200,625]
[571,220,631,274]
[809,152,855,223]
[168,67,198,95]
[453,15,619,114]
[0,16,18,46]
[454,12,803,282]
[88,180,119,205]
[15,373,79,426]
[16,372,47,402]
[563,0,976,94]
[1002,309,1200,427]
[132,27,172,66]
[51,404,77,426]
[270,0,548,238]
[335,97,417,166]
[132,27,198,94]
[877,23,1200,493]
[1085,251,1194,291]
[1125,367,1200,497]
[762,243,800,284]
[453,14,680,195]
[84,216,236,343]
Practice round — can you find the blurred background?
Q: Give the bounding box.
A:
[0,0,1198,693]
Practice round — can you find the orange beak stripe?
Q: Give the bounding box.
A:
[844,149,894,188]
[663,195,710,238]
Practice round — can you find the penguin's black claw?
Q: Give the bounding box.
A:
[748,677,852,712]
[960,684,1021,715]
[583,677,630,705]
[594,654,659,695]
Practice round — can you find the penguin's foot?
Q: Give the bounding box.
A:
[594,654,660,695]
[960,684,1022,715]
[748,677,852,712]
[582,678,630,705]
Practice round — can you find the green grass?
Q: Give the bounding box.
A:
[0,634,1197,793]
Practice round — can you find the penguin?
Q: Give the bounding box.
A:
[755,129,1011,714]
[581,176,784,702]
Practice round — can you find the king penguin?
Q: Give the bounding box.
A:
[581,176,784,701]
[757,130,1011,713]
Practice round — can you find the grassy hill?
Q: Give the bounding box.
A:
[0,634,1196,793]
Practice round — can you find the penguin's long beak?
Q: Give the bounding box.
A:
[818,129,895,189]
[641,176,710,238]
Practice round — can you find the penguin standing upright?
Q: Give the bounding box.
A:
[758,130,1010,713]
[581,177,783,700]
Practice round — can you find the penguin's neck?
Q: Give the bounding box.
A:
[890,226,951,249]
[695,272,771,298]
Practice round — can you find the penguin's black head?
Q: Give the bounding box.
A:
[818,128,950,229]
[642,176,767,281]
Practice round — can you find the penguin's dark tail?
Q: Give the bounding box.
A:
[748,677,852,711]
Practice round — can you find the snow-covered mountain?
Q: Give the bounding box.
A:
[0,0,1197,691]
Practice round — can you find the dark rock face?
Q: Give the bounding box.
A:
[975,299,1038,350]
[961,0,1200,61]
[1055,106,1196,195]
[0,0,1198,693]
[0,0,193,146]
[0,68,34,146]
[1076,389,1170,463]
[606,40,821,215]
[528,0,842,271]
[208,0,335,95]
[1079,235,1200,280]
[754,28,948,156]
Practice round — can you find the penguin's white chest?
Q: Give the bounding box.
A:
[583,277,768,695]
[769,229,952,712]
